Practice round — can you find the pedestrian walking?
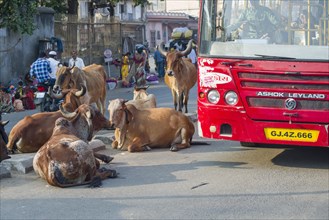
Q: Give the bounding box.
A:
[154,46,165,78]
[69,50,85,69]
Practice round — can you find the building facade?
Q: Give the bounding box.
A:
[145,11,198,52]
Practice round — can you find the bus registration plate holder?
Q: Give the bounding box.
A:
[264,128,319,142]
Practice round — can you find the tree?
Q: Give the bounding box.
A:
[0,0,38,35]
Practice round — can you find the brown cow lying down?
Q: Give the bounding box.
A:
[7,86,101,153]
[111,86,157,149]
[33,104,117,188]
[0,115,10,162]
[108,99,195,152]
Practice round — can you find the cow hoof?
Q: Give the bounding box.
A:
[88,176,102,188]
[103,156,114,163]
[170,146,178,152]
[99,168,118,178]
[143,146,151,151]
[108,169,118,178]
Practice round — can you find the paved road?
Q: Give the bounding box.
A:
[1,69,328,220]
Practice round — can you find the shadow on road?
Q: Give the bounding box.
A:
[271,147,329,169]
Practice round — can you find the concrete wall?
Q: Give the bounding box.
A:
[0,7,55,86]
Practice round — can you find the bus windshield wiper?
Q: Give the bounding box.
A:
[254,54,296,60]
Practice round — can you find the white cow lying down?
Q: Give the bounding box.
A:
[108,99,195,152]
[126,85,157,109]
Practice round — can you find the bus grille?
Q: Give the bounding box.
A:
[238,72,329,111]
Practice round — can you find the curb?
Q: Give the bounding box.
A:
[0,138,111,179]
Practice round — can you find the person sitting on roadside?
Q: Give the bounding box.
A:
[13,93,25,112]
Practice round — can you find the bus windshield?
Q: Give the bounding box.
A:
[199,0,329,60]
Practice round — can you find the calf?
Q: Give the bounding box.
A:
[108,99,195,152]
[0,114,10,162]
[33,104,116,188]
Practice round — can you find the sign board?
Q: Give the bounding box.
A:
[104,49,112,58]
[104,57,113,63]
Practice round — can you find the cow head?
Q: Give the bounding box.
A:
[159,40,193,76]
[54,66,83,92]
[108,99,131,129]
[60,104,111,141]
[51,84,87,112]
[133,85,149,100]
[0,114,10,162]
[50,83,86,100]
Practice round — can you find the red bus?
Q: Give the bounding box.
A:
[197,0,329,147]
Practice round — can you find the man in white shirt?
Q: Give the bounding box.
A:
[187,48,197,68]
[69,50,85,69]
[47,51,60,81]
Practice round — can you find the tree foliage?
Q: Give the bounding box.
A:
[0,0,150,35]
[0,0,38,35]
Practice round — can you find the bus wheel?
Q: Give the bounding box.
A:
[240,142,257,147]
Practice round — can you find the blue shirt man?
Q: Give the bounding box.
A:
[154,46,165,78]
[30,52,52,84]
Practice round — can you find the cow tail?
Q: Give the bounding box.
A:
[6,136,17,153]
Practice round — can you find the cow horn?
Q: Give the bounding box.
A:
[0,120,9,126]
[49,87,64,99]
[74,84,86,97]
[158,42,167,57]
[86,109,91,119]
[179,39,194,57]
[68,64,75,71]
[59,104,77,119]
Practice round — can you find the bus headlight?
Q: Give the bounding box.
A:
[225,91,238,105]
[207,90,220,104]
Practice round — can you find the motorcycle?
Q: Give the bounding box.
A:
[34,82,62,112]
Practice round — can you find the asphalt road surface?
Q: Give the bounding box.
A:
[1,79,328,220]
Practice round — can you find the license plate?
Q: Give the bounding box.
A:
[35,92,45,98]
[264,128,319,142]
